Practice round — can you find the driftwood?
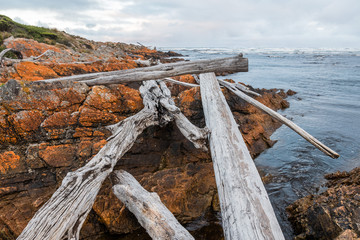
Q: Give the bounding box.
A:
[17,81,207,240]
[0,49,54,67]
[233,82,261,96]
[37,54,247,85]
[111,170,194,240]
[199,72,284,240]
[219,79,340,159]
[0,48,23,66]
[163,77,199,88]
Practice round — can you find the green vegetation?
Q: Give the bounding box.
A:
[0,15,75,47]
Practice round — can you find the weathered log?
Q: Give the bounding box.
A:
[163,77,199,88]
[134,58,152,66]
[37,54,247,85]
[199,72,284,240]
[233,82,261,96]
[17,80,207,239]
[1,49,53,66]
[218,79,340,159]
[156,80,208,151]
[0,48,23,66]
[111,170,194,240]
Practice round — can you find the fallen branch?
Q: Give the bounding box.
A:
[112,170,194,240]
[218,79,340,159]
[234,82,261,96]
[157,80,208,151]
[200,72,284,240]
[1,49,54,66]
[36,54,248,85]
[163,77,200,88]
[0,48,23,67]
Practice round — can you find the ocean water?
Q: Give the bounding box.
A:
[161,47,360,239]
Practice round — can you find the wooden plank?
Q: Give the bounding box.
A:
[218,79,339,159]
[112,170,194,240]
[37,54,247,85]
[199,72,284,240]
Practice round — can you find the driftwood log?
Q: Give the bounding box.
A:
[37,54,248,85]
[218,79,339,159]
[199,72,285,240]
[0,48,23,66]
[17,80,206,240]
[0,48,55,66]
[112,170,194,240]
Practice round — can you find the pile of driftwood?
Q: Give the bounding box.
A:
[8,53,338,240]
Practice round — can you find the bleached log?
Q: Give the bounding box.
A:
[163,77,199,88]
[199,72,284,240]
[111,170,194,240]
[37,54,247,85]
[234,82,261,96]
[1,49,54,66]
[0,48,23,66]
[156,80,208,150]
[218,79,340,159]
[134,58,152,66]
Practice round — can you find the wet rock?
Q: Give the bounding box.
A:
[287,89,297,96]
[287,167,360,239]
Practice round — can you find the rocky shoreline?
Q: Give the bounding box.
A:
[287,167,360,240]
[0,31,358,239]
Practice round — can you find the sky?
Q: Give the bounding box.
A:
[1,0,360,48]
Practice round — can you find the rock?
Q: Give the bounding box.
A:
[287,167,360,240]
[287,89,297,96]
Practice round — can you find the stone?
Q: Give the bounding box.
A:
[0,151,25,174]
[38,144,76,167]
[287,167,360,240]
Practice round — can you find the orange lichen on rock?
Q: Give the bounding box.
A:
[84,86,120,111]
[10,62,58,81]
[78,106,119,127]
[41,112,70,129]
[9,110,44,135]
[115,85,144,113]
[38,144,76,167]
[0,151,24,174]
[5,38,61,58]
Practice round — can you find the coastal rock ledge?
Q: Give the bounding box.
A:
[0,37,291,239]
[287,167,360,240]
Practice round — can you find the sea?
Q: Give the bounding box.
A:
[159,47,360,239]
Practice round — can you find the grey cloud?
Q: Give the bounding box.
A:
[1,0,360,48]
[0,0,98,10]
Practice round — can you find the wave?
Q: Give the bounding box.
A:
[159,47,360,56]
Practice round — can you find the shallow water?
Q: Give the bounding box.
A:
[161,47,360,239]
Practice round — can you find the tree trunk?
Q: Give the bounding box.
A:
[199,72,284,240]
[38,54,247,85]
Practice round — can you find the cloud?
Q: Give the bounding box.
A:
[0,0,359,48]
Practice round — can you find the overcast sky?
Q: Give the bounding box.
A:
[1,0,360,48]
